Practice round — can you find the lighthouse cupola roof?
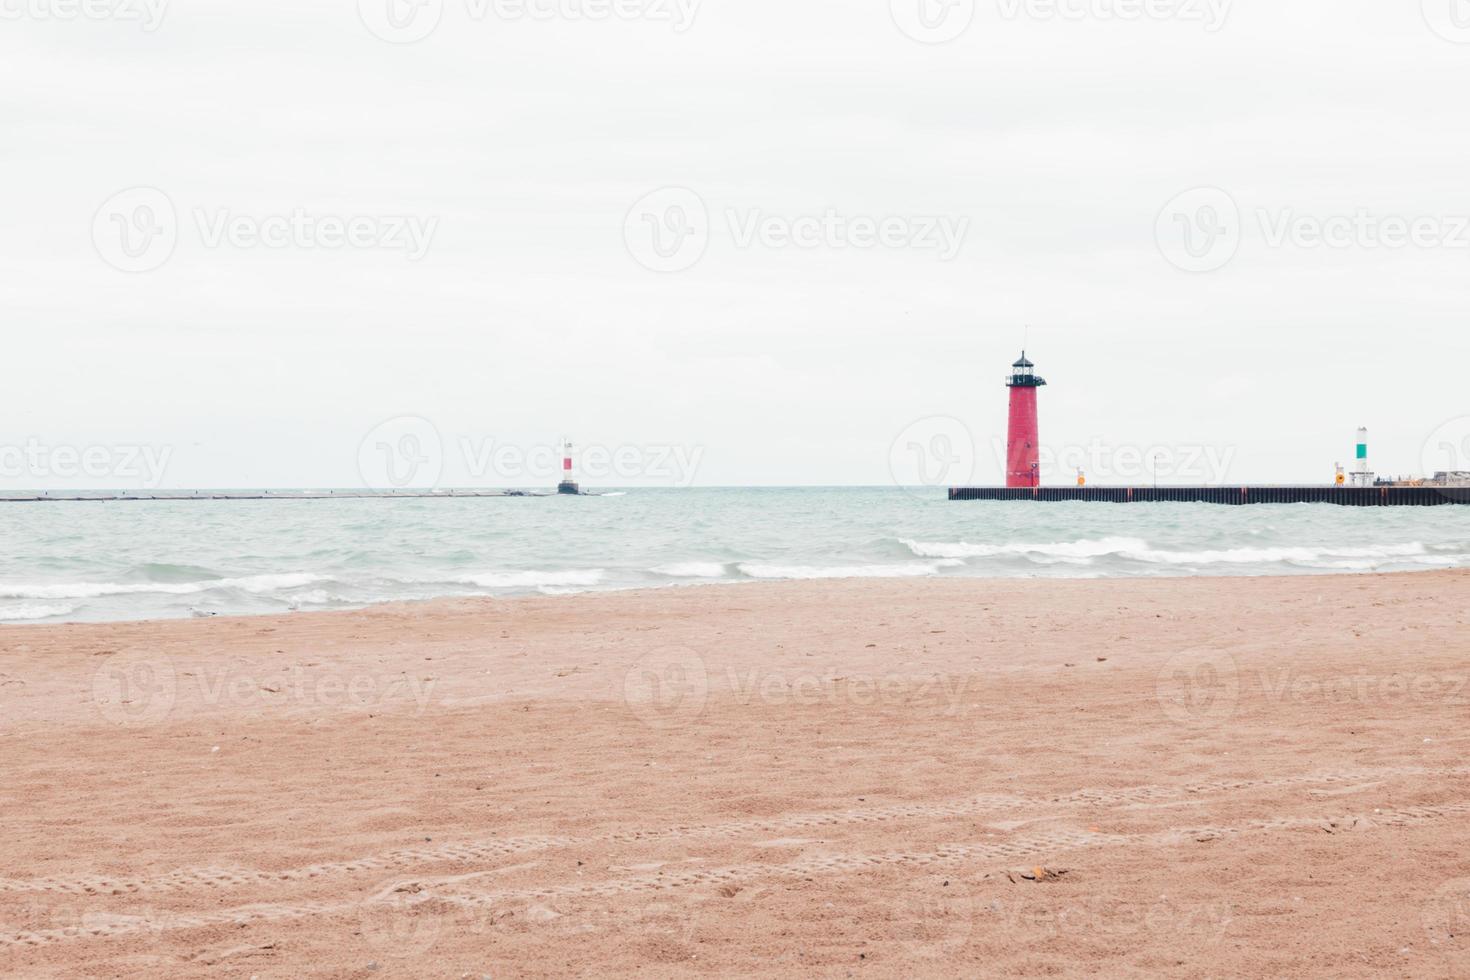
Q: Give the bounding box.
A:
[1006,350,1047,388]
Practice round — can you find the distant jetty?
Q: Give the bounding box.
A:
[949,485,1470,506]
[0,490,565,504]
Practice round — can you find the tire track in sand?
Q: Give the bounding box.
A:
[0,764,1463,900]
[4,798,1469,948]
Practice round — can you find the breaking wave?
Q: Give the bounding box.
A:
[1123,543,1429,565]
[902,538,1438,568]
[0,573,328,601]
[737,560,963,580]
[903,537,1148,560]
[0,602,78,622]
[457,569,607,589]
[652,562,731,579]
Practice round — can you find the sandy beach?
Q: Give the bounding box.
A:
[2,571,1469,977]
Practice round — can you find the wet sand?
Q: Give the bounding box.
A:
[3,571,1469,977]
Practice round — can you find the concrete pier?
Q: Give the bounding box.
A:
[948,485,1470,505]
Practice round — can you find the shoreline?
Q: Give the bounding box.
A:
[5,564,1468,630]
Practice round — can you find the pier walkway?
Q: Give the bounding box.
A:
[948,486,1470,505]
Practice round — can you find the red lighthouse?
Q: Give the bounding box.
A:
[1005,351,1046,488]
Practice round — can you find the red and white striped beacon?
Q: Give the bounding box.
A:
[558,439,581,495]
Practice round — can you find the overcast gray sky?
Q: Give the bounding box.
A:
[3,0,1469,489]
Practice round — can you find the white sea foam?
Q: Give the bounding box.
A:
[0,573,328,601]
[458,569,607,589]
[738,560,962,581]
[903,537,1149,560]
[1397,555,1469,567]
[902,537,1437,568]
[1123,543,1429,565]
[652,562,729,578]
[0,602,78,621]
[230,573,330,593]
